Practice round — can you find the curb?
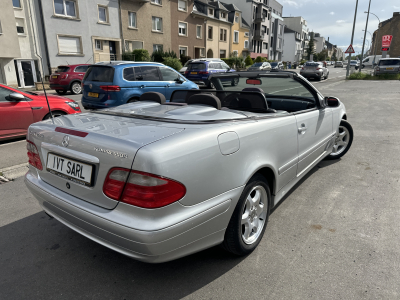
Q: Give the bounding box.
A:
[0,163,29,182]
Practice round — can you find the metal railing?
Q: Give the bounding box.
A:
[253,30,265,40]
[254,13,266,23]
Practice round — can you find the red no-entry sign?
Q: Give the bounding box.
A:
[382,35,393,48]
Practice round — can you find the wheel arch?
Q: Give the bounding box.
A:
[342,114,347,120]
[68,79,82,89]
[250,166,276,197]
[42,110,68,120]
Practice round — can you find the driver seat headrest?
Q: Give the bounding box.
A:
[139,92,166,104]
[186,94,221,110]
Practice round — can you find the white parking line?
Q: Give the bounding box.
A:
[0,140,25,147]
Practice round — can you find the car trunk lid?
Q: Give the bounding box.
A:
[28,113,184,209]
[82,66,116,103]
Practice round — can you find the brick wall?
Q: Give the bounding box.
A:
[371,12,400,57]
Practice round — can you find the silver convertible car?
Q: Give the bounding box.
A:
[25,71,353,263]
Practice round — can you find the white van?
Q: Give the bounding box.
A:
[361,55,389,68]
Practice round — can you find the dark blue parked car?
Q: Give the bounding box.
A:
[81,62,198,109]
[184,60,237,88]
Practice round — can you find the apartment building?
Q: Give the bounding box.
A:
[220,2,250,58]
[35,0,122,75]
[281,27,302,62]
[120,0,171,56]
[0,0,43,88]
[269,0,284,61]
[371,12,400,57]
[283,16,309,60]
[170,0,206,59]
[314,33,325,53]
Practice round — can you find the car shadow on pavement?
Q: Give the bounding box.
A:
[0,210,246,299]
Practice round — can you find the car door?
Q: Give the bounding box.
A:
[159,66,187,100]
[294,90,334,177]
[134,66,166,97]
[0,86,34,139]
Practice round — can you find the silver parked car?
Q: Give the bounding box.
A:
[248,62,271,72]
[300,62,329,80]
[25,72,353,263]
[374,58,400,76]
[334,61,344,68]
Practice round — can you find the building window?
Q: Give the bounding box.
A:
[58,35,82,55]
[220,50,226,58]
[235,15,239,23]
[220,29,227,42]
[178,0,187,11]
[16,18,25,35]
[232,50,238,57]
[233,31,239,43]
[153,44,163,52]
[178,22,187,36]
[179,46,188,57]
[244,32,249,37]
[196,25,202,39]
[278,38,282,48]
[208,8,214,17]
[278,24,282,35]
[95,39,102,50]
[221,12,226,19]
[129,12,137,28]
[125,40,143,51]
[263,42,268,49]
[13,0,21,8]
[98,6,108,23]
[54,0,77,18]
[208,26,213,39]
[152,17,163,32]
[151,0,162,5]
[200,48,205,57]
[244,40,249,49]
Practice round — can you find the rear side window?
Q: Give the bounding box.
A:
[123,67,136,81]
[83,66,115,83]
[56,66,70,73]
[75,66,89,72]
[134,66,160,81]
[209,63,222,69]
[379,59,400,66]
[188,63,206,71]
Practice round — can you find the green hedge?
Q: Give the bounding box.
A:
[162,57,182,72]
[122,49,150,61]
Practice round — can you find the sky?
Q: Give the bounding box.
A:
[281,0,400,54]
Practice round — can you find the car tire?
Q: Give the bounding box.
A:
[70,82,82,95]
[43,111,66,120]
[325,72,329,79]
[325,120,353,160]
[55,90,67,95]
[127,97,139,103]
[222,174,271,256]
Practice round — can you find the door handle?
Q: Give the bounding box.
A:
[298,124,307,134]
[140,85,145,88]
[166,84,170,87]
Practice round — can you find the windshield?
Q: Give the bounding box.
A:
[350,61,358,64]
[210,75,316,102]
[188,63,206,71]
[379,59,400,66]
[184,60,193,67]
[251,63,263,67]
[270,63,278,67]
[305,62,319,67]
[55,66,70,73]
[83,66,115,82]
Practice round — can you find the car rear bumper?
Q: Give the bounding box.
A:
[81,97,121,109]
[375,70,399,75]
[50,84,69,90]
[25,171,239,263]
[300,72,322,78]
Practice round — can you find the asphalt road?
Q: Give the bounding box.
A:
[1,69,400,299]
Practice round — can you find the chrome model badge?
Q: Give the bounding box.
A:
[89,84,92,89]
[62,135,70,147]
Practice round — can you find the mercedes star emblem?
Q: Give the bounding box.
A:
[62,135,70,147]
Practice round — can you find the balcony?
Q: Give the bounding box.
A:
[253,30,265,40]
[254,13,266,23]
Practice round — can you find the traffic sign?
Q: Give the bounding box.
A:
[382,35,393,48]
[382,47,390,51]
[345,44,355,54]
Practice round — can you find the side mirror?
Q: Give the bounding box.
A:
[325,97,340,107]
[9,93,25,101]
[175,78,184,84]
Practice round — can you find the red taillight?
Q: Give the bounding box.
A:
[301,67,304,70]
[61,74,68,79]
[103,168,186,209]
[55,127,88,137]
[316,68,321,70]
[27,140,43,170]
[185,71,189,75]
[376,67,380,71]
[199,71,209,75]
[100,85,121,92]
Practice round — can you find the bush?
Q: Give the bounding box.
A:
[152,49,178,62]
[348,72,400,80]
[122,49,150,62]
[163,57,182,72]
[245,55,253,66]
[300,59,307,65]
[254,56,264,63]
[180,55,191,66]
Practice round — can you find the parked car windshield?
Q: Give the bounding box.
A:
[187,63,206,71]
[305,62,319,67]
[252,63,263,67]
[84,66,115,83]
[270,63,278,67]
[379,59,400,66]
[55,66,70,73]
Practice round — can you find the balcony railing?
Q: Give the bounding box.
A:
[253,30,265,40]
[254,13,266,23]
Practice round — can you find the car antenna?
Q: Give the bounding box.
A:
[84,56,93,64]
[40,72,55,124]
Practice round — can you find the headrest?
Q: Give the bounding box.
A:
[242,87,265,93]
[186,94,221,110]
[139,92,166,104]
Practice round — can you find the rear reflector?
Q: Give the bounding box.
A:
[100,85,121,92]
[199,71,209,75]
[55,127,88,137]
[27,140,43,170]
[103,168,186,208]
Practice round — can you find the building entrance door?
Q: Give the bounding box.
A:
[15,60,37,88]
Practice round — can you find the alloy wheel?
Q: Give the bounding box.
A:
[331,125,350,156]
[71,82,82,95]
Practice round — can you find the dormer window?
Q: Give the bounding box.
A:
[208,8,214,16]
[221,12,226,19]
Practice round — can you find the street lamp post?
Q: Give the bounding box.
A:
[366,11,381,66]
[359,0,371,72]
[346,0,359,78]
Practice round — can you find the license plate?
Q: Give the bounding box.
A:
[52,75,58,79]
[46,153,93,186]
[88,92,99,98]
[386,68,393,70]
[190,72,198,74]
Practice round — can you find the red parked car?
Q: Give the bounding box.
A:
[0,84,81,141]
[49,64,90,95]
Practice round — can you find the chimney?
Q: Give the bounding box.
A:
[328,37,330,42]
[394,12,400,17]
